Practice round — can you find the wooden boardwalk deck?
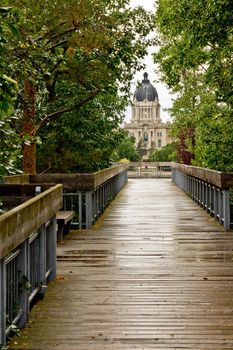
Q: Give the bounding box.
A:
[9,179,233,349]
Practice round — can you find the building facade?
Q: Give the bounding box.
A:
[124,72,171,159]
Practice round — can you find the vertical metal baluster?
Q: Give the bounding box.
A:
[85,191,93,229]
[18,241,29,328]
[78,191,82,230]
[223,189,230,230]
[9,261,12,321]
[218,189,223,224]
[0,258,6,346]
[48,216,57,282]
[39,225,46,298]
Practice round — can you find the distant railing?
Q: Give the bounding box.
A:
[128,162,172,178]
[4,164,128,229]
[0,185,63,346]
[172,163,233,230]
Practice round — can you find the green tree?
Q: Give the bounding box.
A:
[36,82,128,172]
[114,134,141,162]
[193,94,233,171]
[0,7,22,176]
[3,0,154,173]
[149,142,177,162]
[155,0,232,103]
[168,75,198,164]
[155,0,233,170]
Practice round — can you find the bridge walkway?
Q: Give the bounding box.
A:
[9,179,233,349]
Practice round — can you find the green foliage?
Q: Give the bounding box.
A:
[155,0,233,171]
[0,7,22,176]
[114,134,141,162]
[4,0,154,105]
[149,142,177,162]
[36,80,128,172]
[155,0,232,104]
[194,95,233,171]
[2,0,155,173]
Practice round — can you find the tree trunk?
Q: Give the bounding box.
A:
[22,80,37,174]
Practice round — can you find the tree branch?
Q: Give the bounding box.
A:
[35,89,100,134]
[46,39,69,51]
[37,21,67,41]
[50,26,76,40]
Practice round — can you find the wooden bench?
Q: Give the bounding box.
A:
[56,211,75,241]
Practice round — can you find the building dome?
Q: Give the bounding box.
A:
[133,72,158,102]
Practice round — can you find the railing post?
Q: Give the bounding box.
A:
[171,168,175,183]
[223,189,230,231]
[47,216,57,282]
[17,241,29,328]
[39,224,46,297]
[201,181,204,208]
[85,191,93,229]
[78,191,83,230]
[213,187,218,220]
[218,189,223,224]
[0,258,6,346]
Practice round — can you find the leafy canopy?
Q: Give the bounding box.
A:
[2,0,155,173]
[0,6,22,176]
[155,0,233,171]
[113,133,141,162]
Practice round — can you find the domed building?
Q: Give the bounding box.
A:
[124,72,171,160]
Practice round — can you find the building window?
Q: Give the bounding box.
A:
[144,132,148,141]
[139,131,141,137]
[157,132,162,137]
[151,131,153,138]
[158,139,162,148]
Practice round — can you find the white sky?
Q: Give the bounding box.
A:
[124,0,174,123]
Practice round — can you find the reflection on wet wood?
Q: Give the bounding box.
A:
[9,179,233,349]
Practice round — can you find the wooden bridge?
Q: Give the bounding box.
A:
[7,170,233,350]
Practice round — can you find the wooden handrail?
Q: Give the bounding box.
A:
[0,184,63,259]
[171,163,233,189]
[4,164,129,191]
[129,162,172,167]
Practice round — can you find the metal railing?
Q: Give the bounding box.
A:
[172,164,233,230]
[5,164,129,230]
[0,185,62,346]
[63,168,128,228]
[128,162,172,178]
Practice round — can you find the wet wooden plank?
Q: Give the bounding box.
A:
[9,179,233,349]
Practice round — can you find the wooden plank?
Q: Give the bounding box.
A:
[9,179,233,350]
[3,174,30,184]
[56,211,76,240]
[56,211,75,224]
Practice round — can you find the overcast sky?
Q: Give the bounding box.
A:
[125,0,174,123]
